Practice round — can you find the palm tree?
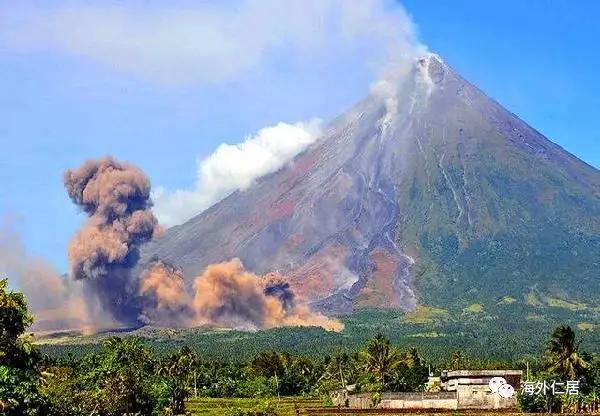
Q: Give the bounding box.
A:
[449,350,467,370]
[405,347,424,368]
[250,351,284,378]
[362,334,401,390]
[156,347,198,414]
[547,325,588,380]
[324,350,356,388]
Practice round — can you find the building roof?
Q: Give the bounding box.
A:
[444,370,523,377]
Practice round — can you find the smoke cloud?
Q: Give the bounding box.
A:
[137,259,342,332]
[61,157,340,332]
[64,156,159,324]
[0,216,108,332]
[138,261,193,326]
[262,272,295,313]
[192,259,343,331]
[152,119,322,226]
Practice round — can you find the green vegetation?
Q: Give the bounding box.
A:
[498,296,516,305]
[2,279,431,414]
[40,338,198,415]
[547,297,587,311]
[6,278,600,414]
[0,279,46,415]
[186,397,322,416]
[577,322,596,331]
[463,303,484,314]
[403,305,449,324]
[37,299,600,366]
[398,123,600,319]
[361,334,403,389]
[517,325,595,413]
[527,292,544,307]
[0,278,199,415]
[547,325,587,380]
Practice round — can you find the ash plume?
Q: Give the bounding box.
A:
[63,156,341,332]
[138,261,193,326]
[262,272,295,313]
[64,157,158,324]
[0,216,111,333]
[135,259,341,331]
[192,259,343,331]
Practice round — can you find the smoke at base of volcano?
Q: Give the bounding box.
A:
[64,157,159,324]
[193,259,342,331]
[0,217,115,333]
[139,259,343,332]
[138,261,193,326]
[56,156,341,332]
[0,157,341,333]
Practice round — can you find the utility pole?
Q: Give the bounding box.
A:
[275,371,281,403]
[194,371,198,398]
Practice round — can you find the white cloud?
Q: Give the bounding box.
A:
[152,119,322,226]
[0,0,423,86]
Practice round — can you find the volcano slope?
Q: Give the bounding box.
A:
[139,55,600,317]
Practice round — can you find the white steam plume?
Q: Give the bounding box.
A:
[0,0,424,87]
[152,119,322,226]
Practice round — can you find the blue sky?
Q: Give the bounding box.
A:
[0,0,599,272]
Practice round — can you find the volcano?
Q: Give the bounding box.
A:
[139,55,600,315]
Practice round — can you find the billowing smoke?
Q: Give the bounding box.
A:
[137,259,343,332]
[262,272,295,313]
[0,216,111,333]
[64,156,158,324]
[62,157,340,332]
[192,259,343,331]
[138,261,193,326]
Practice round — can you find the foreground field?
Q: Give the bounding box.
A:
[186,397,324,416]
[186,398,565,416]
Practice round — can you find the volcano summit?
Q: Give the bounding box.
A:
[139,55,600,316]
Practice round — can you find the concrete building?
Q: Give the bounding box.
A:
[331,390,458,410]
[440,370,523,410]
[331,369,523,410]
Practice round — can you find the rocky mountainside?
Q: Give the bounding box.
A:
[140,55,600,315]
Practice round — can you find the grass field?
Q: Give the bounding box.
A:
[185,398,557,416]
[186,396,325,416]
